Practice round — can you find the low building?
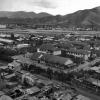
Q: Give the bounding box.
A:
[62,49,90,61]
[0,24,6,29]
[37,44,61,55]
[26,87,40,95]
[0,38,14,45]
[12,55,33,68]
[16,44,30,49]
[22,73,38,86]
[42,54,73,67]
[31,52,73,69]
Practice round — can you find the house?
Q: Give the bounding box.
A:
[31,52,43,62]
[53,91,72,100]
[0,24,6,29]
[21,73,38,86]
[26,87,40,95]
[15,70,28,82]
[37,44,61,55]
[12,55,33,68]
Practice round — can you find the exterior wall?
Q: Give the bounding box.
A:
[66,51,90,60]
[95,47,100,50]
[37,48,47,54]
[64,60,73,66]
[84,54,90,60]
[0,25,6,29]
[53,50,61,55]
[37,48,61,55]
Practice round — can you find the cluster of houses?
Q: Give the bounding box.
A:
[1,30,100,100]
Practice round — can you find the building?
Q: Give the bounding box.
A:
[8,61,21,72]
[16,44,30,49]
[0,38,14,45]
[62,49,91,61]
[42,54,73,66]
[25,87,40,95]
[31,52,73,69]
[0,25,6,29]
[37,44,61,55]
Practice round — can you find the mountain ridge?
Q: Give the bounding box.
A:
[0,6,100,29]
[0,11,52,18]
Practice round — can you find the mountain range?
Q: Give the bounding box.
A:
[0,6,100,29]
[0,11,51,18]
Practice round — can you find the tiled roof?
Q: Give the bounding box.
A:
[31,52,73,65]
[71,41,87,46]
[41,54,73,65]
[57,43,73,49]
[12,55,33,65]
[39,43,60,51]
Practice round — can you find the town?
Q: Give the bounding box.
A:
[0,28,100,100]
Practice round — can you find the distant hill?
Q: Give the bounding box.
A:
[0,6,100,29]
[0,11,52,18]
[36,6,100,28]
[62,6,100,28]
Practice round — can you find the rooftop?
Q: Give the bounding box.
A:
[41,54,73,66]
[0,38,14,44]
[39,43,60,51]
[66,48,90,55]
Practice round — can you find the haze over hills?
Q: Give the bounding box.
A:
[0,6,100,29]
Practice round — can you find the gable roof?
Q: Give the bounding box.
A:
[31,52,73,66]
[39,43,60,51]
[41,54,73,65]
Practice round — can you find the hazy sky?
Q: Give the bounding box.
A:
[0,0,100,15]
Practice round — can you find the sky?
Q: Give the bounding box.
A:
[0,0,100,15]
